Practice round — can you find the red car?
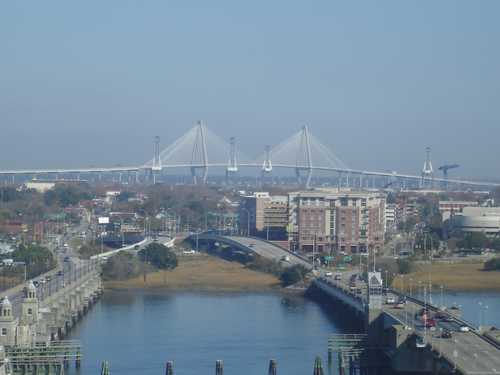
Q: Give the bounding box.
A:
[424,318,436,328]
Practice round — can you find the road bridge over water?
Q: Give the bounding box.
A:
[314,275,500,375]
[1,123,498,189]
[0,259,102,374]
[193,235,500,374]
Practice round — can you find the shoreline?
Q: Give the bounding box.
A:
[103,253,288,293]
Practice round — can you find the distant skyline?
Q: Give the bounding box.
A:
[1,1,499,179]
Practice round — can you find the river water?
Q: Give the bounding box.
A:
[430,291,500,327]
[67,291,344,375]
[67,290,500,375]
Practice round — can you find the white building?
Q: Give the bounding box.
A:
[385,203,397,232]
[439,200,478,221]
[452,207,500,236]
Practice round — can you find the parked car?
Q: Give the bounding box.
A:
[325,272,333,277]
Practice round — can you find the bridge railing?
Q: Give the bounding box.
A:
[389,288,500,350]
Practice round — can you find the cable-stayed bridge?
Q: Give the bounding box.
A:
[1,121,498,188]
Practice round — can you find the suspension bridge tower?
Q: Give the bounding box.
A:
[295,126,313,189]
[191,121,209,184]
[421,146,434,188]
[225,136,238,183]
[147,136,162,184]
[261,145,273,182]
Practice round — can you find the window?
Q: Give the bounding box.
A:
[1,328,7,336]
[27,308,33,315]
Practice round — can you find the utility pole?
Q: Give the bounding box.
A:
[313,232,317,270]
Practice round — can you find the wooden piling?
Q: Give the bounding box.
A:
[268,359,277,375]
[215,360,223,375]
[165,361,173,375]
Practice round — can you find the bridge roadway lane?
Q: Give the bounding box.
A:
[316,274,499,374]
[383,293,500,374]
[223,236,313,270]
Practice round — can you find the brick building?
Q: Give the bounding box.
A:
[288,190,386,253]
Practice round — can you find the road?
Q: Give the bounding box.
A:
[223,236,313,270]
[383,291,500,374]
[3,214,93,317]
[317,270,500,374]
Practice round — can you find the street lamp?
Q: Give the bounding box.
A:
[440,285,444,308]
[478,302,483,329]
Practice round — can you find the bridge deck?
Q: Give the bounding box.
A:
[383,292,500,375]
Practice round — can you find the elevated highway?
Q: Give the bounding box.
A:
[190,234,312,270]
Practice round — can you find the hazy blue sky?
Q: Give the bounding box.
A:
[1,1,499,178]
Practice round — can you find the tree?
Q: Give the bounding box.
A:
[116,191,135,202]
[483,257,500,271]
[9,244,56,278]
[101,253,143,280]
[280,265,308,286]
[139,243,178,270]
[456,232,488,249]
[43,184,93,207]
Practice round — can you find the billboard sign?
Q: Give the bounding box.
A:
[98,217,110,225]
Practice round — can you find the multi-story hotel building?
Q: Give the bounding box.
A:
[288,190,386,253]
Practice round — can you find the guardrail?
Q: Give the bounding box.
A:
[389,288,500,350]
[90,239,149,260]
[246,236,313,266]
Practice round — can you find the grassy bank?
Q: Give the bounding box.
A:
[104,253,282,292]
[393,261,500,292]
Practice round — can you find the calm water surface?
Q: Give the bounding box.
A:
[432,291,500,327]
[67,289,500,375]
[68,291,343,375]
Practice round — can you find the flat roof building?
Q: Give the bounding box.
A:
[452,207,500,236]
[288,189,386,254]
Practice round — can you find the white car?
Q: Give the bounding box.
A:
[416,337,426,348]
[386,297,396,304]
[459,325,470,332]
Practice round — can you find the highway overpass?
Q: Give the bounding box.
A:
[189,234,313,270]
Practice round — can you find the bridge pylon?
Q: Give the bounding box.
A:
[150,135,162,184]
[295,126,313,189]
[261,145,273,183]
[420,146,434,188]
[190,121,209,184]
[225,136,238,183]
